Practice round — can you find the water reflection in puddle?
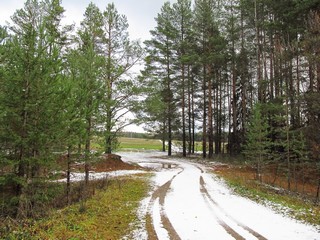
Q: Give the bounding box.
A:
[137,162,177,170]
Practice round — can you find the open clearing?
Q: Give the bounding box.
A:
[119,137,163,151]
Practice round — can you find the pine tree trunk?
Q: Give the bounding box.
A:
[316,178,320,204]
[106,26,113,155]
[188,66,192,155]
[227,70,232,155]
[191,74,195,154]
[286,95,291,191]
[208,66,214,159]
[275,34,281,97]
[105,85,113,154]
[317,56,320,92]
[85,117,91,185]
[16,75,30,217]
[167,49,172,156]
[270,34,274,100]
[215,75,220,155]
[182,63,186,157]
[309,61,314,92]
[202,65,207,158]
[168,115,172,156]
[231,8,237,155]
[296,51,301,127]
[162,120,166,152]
[289,59,296,127]
[67,146,71,205]
[219,79,223,154]
[255,0,263,102]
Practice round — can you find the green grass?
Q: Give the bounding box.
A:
[91,136,226,153]
[0,175,151,240]
[118,137,163,150]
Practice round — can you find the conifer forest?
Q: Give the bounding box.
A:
[0,0,320,222]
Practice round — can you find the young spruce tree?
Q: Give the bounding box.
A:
[243,103,270,181]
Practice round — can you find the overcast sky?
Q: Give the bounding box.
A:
[0,0,177,42]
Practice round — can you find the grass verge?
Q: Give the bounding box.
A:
[214,166,320,227]
[1,175,150,240]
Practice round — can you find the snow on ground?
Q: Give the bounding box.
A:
[119,151,320,240]
[55,170,146,183]
[164,161,235,240]
[202,172,319,240]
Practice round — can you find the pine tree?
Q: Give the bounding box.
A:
[102,3,143,154]
[75,2,104,185]
[172,0,193,157]
[194,0,214,158]
[193,0,227,158]
[142,2,178,156]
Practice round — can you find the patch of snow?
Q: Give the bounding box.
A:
[55,170,146,183]
[154,200,170,240]
[164,141,182,153]
[122,196,150,240]
[202,173,320,240]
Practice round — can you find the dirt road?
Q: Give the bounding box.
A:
[120,152,320,240]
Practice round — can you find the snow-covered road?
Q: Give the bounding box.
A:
[120,151,320,240]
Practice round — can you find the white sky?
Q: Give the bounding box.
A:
[0,0,177,42]
[0,0,178,133]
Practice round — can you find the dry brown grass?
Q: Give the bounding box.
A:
[213,163,319,199]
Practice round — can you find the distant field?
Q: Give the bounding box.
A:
[117,137,226,153]
[118,137,163,150]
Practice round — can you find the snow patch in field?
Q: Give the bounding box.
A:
[55,170,146,182]
[122,196,150,240]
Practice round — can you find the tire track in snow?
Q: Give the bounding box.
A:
[199,175,267,240]
[146,169,184,240]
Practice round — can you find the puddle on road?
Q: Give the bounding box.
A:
[138,162,178,170]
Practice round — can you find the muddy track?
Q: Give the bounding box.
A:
[146,169,184,240]
[199,174,268,240]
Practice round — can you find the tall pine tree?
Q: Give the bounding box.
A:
[102,3,143,154]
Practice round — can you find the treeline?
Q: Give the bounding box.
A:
[138,0,320,198]
[0,0,142,217]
